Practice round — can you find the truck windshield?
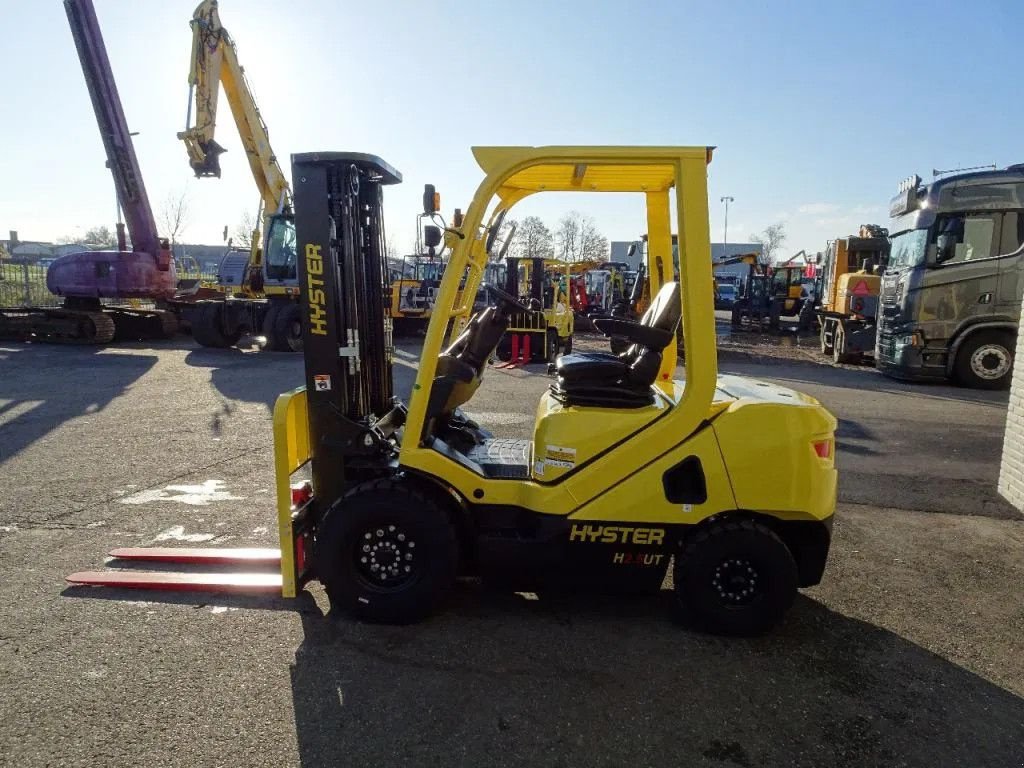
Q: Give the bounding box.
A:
[887,229,927,270]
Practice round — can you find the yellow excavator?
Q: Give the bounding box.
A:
[177,0,302,351]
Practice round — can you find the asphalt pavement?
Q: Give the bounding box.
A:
[1,335,1021,767]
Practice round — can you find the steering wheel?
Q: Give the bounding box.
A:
[484,283,533,313]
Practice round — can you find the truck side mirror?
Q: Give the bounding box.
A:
[626,242,637,259]
[423,225,442,249]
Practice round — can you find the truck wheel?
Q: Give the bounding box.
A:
[191,302,241,349]
[832,325,851,364]
[820,323,833,355]
[954,331,1015,390]
[268,302,303,352]
[674,518,798,636]
[314,479,458,624]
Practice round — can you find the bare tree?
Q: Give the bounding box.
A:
[556,211,608,262]
[232,209,259,250]
[513,216,554,260]
[58,225,115,247]
[490,218,517,261]
[750,222,787,266]
[159,189,192,245]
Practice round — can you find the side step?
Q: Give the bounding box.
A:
[108,547,281,565]
[66,570,282,593]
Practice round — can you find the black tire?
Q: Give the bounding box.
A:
[261,301,282,348]
[268,301,303,353]
[832,324,851,364]
[191,302,241,349]
[495,333,512,362]
[820,323,833,355]
[545,329,559,363]
[562,334,573,354]
[954,331,1015,390]
[314,479,458,624]
[674,518,798,636]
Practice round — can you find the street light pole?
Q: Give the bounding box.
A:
[720,196,734,246]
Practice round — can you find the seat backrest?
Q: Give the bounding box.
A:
[624,282,681,385]
[639,281,681,334]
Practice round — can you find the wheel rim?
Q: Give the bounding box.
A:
[353,524,418,591]
[970,344,1010,380]
[711,557,762,607]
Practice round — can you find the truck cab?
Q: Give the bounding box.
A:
[878,168,1024,389]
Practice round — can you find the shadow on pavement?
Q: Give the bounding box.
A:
[184,343,420,412]
[288,586,1024,768]
[0,345,157,467]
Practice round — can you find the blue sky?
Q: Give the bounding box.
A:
[2,0,1020,257]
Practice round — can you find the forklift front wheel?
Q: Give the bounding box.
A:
[546,329,559,363]
[314,479,458,625]
[674,518,798,637]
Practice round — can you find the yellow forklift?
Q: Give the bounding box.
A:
[69,146,837,636]
[495,256,575,364]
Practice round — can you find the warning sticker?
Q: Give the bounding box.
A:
[534,460,546,477]
[851,279,872,296]
[544,445,577,467]
[313,375,332,392]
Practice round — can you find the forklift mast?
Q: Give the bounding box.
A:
[291,152,402,506]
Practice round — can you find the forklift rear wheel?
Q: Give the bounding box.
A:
[268,302,303,352]
[674,518,797,636]
[191,302,242,349]
[562,335,573,354]
[315,479,458,624]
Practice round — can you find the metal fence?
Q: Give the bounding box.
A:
[0,258,218,309]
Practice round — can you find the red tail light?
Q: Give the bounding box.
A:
[290,481,313,508]
[812,439,832,459]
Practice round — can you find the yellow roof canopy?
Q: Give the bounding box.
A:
[471,146,714,205]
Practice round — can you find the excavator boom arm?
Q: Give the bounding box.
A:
[179,0,291,218]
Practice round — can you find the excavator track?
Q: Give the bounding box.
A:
[0,307,116,344]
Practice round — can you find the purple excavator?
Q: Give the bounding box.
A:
[1,0,178,343]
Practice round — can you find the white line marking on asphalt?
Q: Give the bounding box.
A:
[0,399,43,428]
[151,526,216,544]
[121,479,243,507]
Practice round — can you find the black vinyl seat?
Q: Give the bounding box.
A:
[550,282,682,408]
